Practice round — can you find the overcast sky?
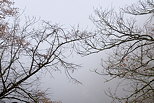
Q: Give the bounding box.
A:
[14,0,138,103]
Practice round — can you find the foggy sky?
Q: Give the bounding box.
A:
[14,0,138,103]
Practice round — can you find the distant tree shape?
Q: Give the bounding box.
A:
[0,0,88,102]
[77,0,154,103]
[30,91,62,103]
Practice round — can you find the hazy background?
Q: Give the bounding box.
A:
[14,0,138,103]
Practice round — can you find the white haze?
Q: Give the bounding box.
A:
[14,0,138,103]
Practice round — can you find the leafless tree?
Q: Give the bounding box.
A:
[0,0,89,102]
[77,0,154,102]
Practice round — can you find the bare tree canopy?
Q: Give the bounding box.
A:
[0,0,89,102]
[77,0,154,102]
